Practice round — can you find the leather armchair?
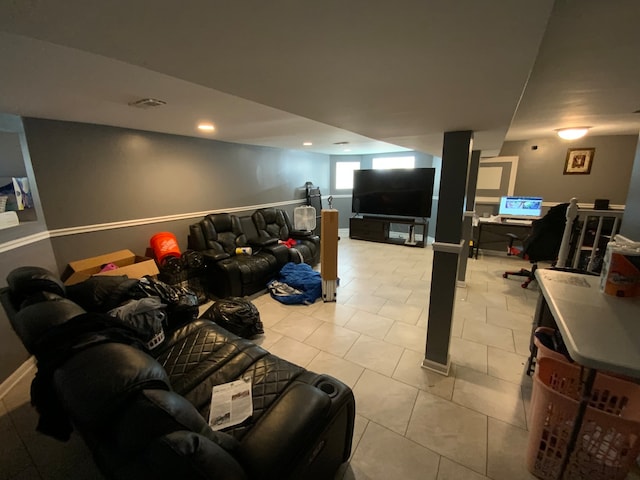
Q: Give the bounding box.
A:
[188,213,288,298]
[252,208,320,266]
[1,266,356,480]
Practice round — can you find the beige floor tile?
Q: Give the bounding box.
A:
[487,346,533,385]
[307,351,364,389]
[344,310,394,340]
[407,390,487,474]
[344,335,403,376]
[487,417,538,480]
[397,277,429,292]
[257,301,291,328]
[270,311,324,342]
[450,337,488,374]
[453,301,487,323]
[377,301,424,325]
[513,329,534,357]
[344,293,387,314]
[349,421,440,480]
[486,306,533,333]
[406,290,431,307]
[436,457,489,480]
[392,349,455,400]
[252,328,283,350]
[267,336,320,368]
[311,302,358,326]
[353,369,418,435]
[505,295,538,316]
[304,323,361,357]
[466,290,508,309]
[462,321,515,352]
[384,322,426,352]
[371,284,413,303]
[452,366,527,428]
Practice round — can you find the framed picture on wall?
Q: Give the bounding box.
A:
[564,148,595,175]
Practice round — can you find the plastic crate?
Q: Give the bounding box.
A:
[534,327,573,365]
[527,357,640,480]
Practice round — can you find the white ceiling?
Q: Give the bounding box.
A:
[0,0,638,157]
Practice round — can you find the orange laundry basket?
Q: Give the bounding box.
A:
[527,357,640,480]
[150,232,181,264]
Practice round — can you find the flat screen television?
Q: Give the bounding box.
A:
[352,168,435,218]
[498,196,543,218]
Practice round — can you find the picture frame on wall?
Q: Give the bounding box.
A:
[563,148,595,175]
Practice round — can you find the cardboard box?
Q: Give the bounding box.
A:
[63,249,159,286]
[599,238,640,297]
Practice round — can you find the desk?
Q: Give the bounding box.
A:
[473,219,531,258]
[533,269,640,478]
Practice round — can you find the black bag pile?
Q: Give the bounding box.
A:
[203,297,264,339]
[157,250,208,305]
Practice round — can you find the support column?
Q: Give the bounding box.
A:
[423,131,473,375]
[457,149,481,285]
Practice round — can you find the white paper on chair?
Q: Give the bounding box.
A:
[208,378,253,431]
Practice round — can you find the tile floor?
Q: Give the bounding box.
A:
[1,231,639,479]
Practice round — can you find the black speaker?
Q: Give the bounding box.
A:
[594,198,610,210]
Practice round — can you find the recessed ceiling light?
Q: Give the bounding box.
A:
[198,123,215,132]
[128,98,166,108]
[344,148,351,152]
[556,127,590,140]
[303,142,313,146]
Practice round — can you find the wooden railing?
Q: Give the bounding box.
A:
[556,198,625,273]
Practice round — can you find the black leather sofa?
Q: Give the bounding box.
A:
[251,208,320,266]
[1,266,355,480]
[188,211,320,299]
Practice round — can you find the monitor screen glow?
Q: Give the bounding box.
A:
[498,196,543,218]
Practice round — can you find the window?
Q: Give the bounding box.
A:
[372,156,415,170]
[335,161,360,189]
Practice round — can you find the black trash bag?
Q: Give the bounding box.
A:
[208,297,263,339]
[108,296,167,350]
[134,276,199,327]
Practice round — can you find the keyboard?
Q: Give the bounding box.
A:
[502,218,532,225]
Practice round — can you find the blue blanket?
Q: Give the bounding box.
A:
[267,262,322,305]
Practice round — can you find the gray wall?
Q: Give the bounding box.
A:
[23,118,330,272]
[500,135,638,205]
[620,134,640,240]
[0,118,330,383]
[0,131,25,176]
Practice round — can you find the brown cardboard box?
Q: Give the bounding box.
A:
[62,249,159,286]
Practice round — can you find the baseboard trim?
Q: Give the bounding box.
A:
[0,356,36,400]
[421,356,451,377]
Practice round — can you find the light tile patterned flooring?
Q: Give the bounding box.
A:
[2,231,639,479]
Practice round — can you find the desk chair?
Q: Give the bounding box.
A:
[503,203,569,288]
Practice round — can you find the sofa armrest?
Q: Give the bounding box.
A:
[289,229,315,238]
[142,431,247,480]
[237,383,331,480]
[247,236,278,248]
[202,250,231,262]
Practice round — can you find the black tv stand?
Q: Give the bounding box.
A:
[349,216,427,248]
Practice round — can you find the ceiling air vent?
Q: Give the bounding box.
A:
[128,98,167,108]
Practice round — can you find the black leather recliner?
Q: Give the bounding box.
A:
[188,213,289,299]
[251,208,320,266]
[1,266,356,480]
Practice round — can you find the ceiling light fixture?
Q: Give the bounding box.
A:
[198,123,215,132]
[303,142,313,146]
[128,98,166,108]
[556,127,590,140]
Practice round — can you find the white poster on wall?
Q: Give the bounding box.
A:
[477,167,502,190]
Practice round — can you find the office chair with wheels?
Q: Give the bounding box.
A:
[503,203,569,288]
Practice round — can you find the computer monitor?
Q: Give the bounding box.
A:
[498,196,543,218]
